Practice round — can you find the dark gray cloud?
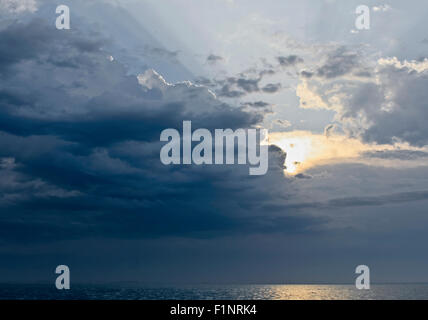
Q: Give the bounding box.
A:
[360,62,428,146]
[242,101,270,108]
[277,55,303,67]
[216,76,282,97]
[316,47,359,79]
[300,70,314,78]
[262,83,281,93]
[0,19,72,73]
[0,19,322,245]
[198,54,300,98]
[206,54,302,97]
[216,77,261,97]
[268,189,428,211]
[363,149,428,160]
[234,77,260,93]
[0,18,110,75]
[259,69,276,77]
[217,84,246,98]
[207,54,223,64]
[325,190,428,208]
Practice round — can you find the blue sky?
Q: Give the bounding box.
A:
[1,0,428,284]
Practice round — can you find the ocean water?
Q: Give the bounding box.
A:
[1,284,428,300]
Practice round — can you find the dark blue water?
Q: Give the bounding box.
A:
[1,284,428,300]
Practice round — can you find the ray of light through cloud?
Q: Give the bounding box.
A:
[2,0,428,292]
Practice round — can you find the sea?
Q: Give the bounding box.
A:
[1,283,428,300]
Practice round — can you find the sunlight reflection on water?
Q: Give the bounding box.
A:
[1,284,428,300]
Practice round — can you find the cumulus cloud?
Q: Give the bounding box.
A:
[297,47,428,147]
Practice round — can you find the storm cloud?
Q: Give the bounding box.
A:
[0,19,320,245]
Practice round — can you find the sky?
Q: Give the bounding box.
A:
[1,0,428,284]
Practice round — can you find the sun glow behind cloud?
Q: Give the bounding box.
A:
[269,131,428,175]
[273,135,313,173]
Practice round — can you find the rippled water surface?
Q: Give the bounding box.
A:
[1,284,428,300]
